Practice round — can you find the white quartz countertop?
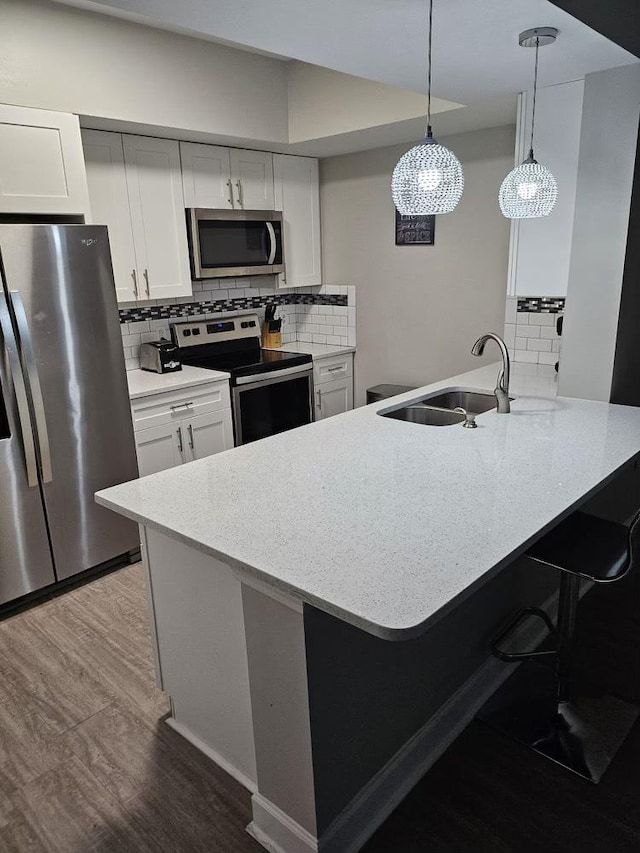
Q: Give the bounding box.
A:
[127,366,230,400]
[266,341,356,358]
[100,361,640,641]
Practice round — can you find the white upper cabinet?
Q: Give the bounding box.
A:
[181,143,274,210]
[82,130,138,302]
[83,131,191,302]
[180,142,233,209]
[228,149,274,210]
[123,134,192,301]
[274,154,322,289]
[0,104,89,216]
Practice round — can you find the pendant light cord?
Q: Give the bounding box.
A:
[529,36,540,159]
[426,0,433,138]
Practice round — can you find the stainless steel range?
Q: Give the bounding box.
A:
[172,314,314,445]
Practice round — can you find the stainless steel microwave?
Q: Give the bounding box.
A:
[186,208,285,279]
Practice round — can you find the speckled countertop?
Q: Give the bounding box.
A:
[266,342,356,358]
[127,366,230,400]
[99,361,640,641]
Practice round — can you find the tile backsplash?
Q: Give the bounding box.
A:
[504,296,564,367]
[119,276,356,370]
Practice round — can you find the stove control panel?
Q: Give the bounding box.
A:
[172,313,261,348]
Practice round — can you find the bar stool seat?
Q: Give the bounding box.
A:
[528,512,630,582]
[477,509,640,784]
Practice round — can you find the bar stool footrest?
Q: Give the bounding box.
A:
[492,606,558,663]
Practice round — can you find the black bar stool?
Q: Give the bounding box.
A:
[477,510,640,783]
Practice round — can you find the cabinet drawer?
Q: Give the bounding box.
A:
[131,381,231,432]
[314,353,353,386]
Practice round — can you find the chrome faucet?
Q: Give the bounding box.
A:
[471,333,511,414]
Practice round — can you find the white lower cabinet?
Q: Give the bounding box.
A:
[135,422,186,477]
[184,410,234,462]
[314,352,354,421]
[131,381,233,476]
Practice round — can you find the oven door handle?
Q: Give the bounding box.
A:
[266,222,277,265]
[235,363,312,386]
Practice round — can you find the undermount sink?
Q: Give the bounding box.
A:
[381,405,466,426]
[379,387,515,427]
[421,389,503,415]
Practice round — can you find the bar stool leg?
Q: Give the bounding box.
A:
[556,573,580,705]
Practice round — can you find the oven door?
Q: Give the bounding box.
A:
[232,365,314,446]
[188,208,285,279]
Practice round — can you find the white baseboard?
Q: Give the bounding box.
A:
[165,717,257,793]
[248,793,318,853]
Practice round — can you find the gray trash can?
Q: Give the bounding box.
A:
[366,384,416,404]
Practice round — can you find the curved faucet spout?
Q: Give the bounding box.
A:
[471,333,510,414]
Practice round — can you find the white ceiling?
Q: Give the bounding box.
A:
[55,0,637,107]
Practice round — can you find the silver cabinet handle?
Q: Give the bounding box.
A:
[226,179,234,208]
[316,388,322,411]
[235,179,243,208]
[187,423,194,450]
[170,402,194,412]
[143,268,150,298]
[328,365,345,373]
[131,269,139,299]
[176,426,184,455]
[10,291,52,483]
[0,292,39,487]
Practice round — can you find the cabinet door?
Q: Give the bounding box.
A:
[0,104,89,216]
[315,377,354,421]
[135,422,186,476]
[273,155,321,288]
[229,149,274,210]
[180,142,233,209]
[184,410,234,461]
[82,130,139,303]
[123,135,191,301]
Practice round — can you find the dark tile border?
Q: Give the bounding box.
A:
[119,292,348,324]
[517,296,565,314]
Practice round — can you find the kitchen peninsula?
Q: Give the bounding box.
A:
[96,362,640,853]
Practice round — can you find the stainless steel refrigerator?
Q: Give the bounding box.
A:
[0,224,139,606]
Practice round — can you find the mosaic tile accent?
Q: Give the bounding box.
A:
[119,293,347,325]
[516,296,565,314]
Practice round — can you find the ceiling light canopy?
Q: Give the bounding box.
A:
[499,27,559,220]
[391,0,463,216]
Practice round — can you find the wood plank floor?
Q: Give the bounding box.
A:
[0,563,639,852]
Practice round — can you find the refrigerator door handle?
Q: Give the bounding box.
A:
[0,292,39,487]
[10,291,53,483]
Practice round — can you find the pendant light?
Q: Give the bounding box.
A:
[499,27,559,219]
[391,0,463,215]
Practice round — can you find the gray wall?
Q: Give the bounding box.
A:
[559,64,640,402]
[320,125,515,405]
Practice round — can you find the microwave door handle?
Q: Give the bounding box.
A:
[10,291,53,483]
[266,222,277,265]
[0,292,39,487]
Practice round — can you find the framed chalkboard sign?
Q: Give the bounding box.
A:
[395,211,436,246]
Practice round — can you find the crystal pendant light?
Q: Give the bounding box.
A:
[499,28,559,219]
[391,0,463,215]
